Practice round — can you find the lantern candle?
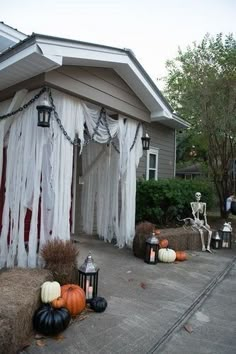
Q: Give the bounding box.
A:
[85,280,90,298]
[150,248,155,262]
[88,286,93,299]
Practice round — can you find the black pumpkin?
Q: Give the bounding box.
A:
[33,304,71,336]
[90,296,107,313]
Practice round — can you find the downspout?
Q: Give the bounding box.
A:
[174,129,176,177]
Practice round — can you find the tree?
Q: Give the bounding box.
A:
[165,33,236,217]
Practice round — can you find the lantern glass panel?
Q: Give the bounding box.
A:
[219,230,232,249]
[211,232,222,249]
[78,271,99,302]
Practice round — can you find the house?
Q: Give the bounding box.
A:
[0,22,189,268]
[176,163,205,180]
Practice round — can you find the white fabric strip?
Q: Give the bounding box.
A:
[0,87,143,268]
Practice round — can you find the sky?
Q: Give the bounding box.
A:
[1,0,236,89]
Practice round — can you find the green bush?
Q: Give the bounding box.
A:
[136,179,214,226]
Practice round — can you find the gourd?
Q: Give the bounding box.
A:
[33,304,71,336]
[41,281,61,303]
[51,297,66,309]
[175,251,187,261]
[158,248,176,263]
[90,297,107,313]
[61,284,86,316]
[159,239,169,248]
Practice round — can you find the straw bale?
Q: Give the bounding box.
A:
[133,227,205,259]
[0,268,52,354]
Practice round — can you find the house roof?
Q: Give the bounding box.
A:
[176,163,204,175]
[0,24,190,129]
[0,22,27,54]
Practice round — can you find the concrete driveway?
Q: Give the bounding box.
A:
[21,234,236,354]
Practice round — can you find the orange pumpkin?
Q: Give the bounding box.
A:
[51,297,66,309]
[175,251,187,261]
[159,239,169,248]
[61,284,86,316]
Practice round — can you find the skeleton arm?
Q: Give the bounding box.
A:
[190,202,199,220]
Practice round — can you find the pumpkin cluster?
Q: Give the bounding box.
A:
[33,281,86,336]
[158,238,187,263]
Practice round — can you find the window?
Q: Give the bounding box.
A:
[146,148,159,180]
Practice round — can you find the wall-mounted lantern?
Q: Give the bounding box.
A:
[142,133,150,150]
[37,95,53,128]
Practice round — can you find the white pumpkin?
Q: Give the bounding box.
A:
[41,281,61,303]
[158,248,176,263]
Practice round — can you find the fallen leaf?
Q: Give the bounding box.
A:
[85,308,94,312]
[184,323,193,333]
[36,339,46,347]
[53,334,64,341]
[140,282,147,289]
[78,315,88,321]
[34,334,45,340]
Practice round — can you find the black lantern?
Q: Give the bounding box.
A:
[219,223,232,249]
[144,233,159,264]
[142,133,150,150]
[37,96,53,128]
[78,252,99,303]
[211,231,222,249]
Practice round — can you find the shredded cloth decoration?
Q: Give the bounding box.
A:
[0,88,143,268]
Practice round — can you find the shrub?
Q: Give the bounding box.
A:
[40,239,79,285]
[136,179,214,226]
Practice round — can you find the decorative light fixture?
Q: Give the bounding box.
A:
[141,132,150,150]
[211,231,222,249]
[78,252,99,303]
[219,222,232,249]
[37,94,53,128]
[144,233,159,264]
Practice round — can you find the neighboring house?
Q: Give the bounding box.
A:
[0,22,189,268]
[176,163,205,180]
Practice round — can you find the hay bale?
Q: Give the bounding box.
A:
[133,226,207,259]
[0,268,52,354]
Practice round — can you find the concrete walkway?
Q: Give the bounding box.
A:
[21,235,236,354]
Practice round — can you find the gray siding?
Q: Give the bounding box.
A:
[45,66,151,123]
[137,122,175,179]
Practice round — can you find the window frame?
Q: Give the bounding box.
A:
[146,147,159,181]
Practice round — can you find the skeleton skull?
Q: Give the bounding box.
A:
[195,192,201,202]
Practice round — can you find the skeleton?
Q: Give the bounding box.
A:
[190,192,212,252]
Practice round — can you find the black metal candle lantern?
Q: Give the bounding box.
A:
[141,133,150,150]
[211,231,222,249]
[78,252,99,303]
[37,96,53,128]
[219,223,232,249]
[144,233,159,264]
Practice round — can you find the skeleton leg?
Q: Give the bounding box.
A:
[206,230,212,252]
[199,229,206,251]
